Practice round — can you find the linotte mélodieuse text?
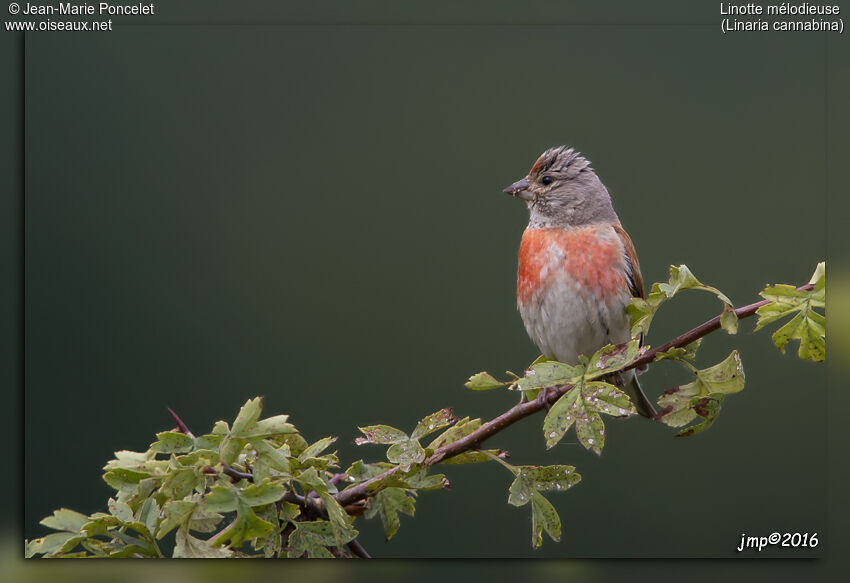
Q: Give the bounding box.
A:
[720,2,842,32]
[20,3,155,15]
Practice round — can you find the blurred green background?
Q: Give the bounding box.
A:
[12,1,835,565]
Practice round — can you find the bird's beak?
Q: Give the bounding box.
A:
[503,177,532,201]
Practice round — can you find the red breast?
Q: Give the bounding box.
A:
[517,226,627,305]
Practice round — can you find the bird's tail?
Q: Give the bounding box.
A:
[624,374,656,419]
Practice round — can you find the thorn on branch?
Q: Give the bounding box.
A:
[167,407,193,436]
[346,539,372,559]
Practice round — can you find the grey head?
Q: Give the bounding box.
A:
[503,145,619,229]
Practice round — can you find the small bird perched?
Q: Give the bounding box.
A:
[503,145,655,418]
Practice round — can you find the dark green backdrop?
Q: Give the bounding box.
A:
[20,3,830,560]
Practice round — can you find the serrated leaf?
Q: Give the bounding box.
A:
[676,395,725,437]
[39,508,89,533]
[354,425,408,445]
[203,484,239,513]
[150,431,195,454]
[134,497,160,537]
[218,436,248,466]
[318,491,359,549]
[159,467,200,500]
[103,450,151,470]
[102,467,151,491]
[530,491,561,547]
[585,339,641,378]
[656,351,744,433]
[241,479,286,507]
[508,465,580,507]
[241,415,296,438]
[299,436,337,460]
[174,528,233,558]
[772,309,825,361]
[511,361,584,392]
[411,408,457,440]
[286,521,339,558]
[386,439,427,467]
[427,417,482,450]
[440,449,507,465]
[156,500,197,539]
[653,339,702,362]
[366,487,416,541]
[543,381,634,453]
[107,498,134,523]
[465,372,509,390]
[25,532,82,558]
[231,397,263,438]
[210,499,275,548]
[720,306,739,334]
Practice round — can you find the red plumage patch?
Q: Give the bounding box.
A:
[517,227,626,304]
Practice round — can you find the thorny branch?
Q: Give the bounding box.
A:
[333,282,815,509]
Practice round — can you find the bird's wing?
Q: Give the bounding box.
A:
[612,224,644,300]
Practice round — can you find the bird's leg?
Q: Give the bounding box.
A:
[535,386,559,411]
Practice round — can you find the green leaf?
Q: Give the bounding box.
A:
[530,491,561,547]
[427,417,482,450]
[157,500,197,539]
[508,465,580,506]
[543,381,635,453]
[754,264,825,362]
[511,361,584,392]
[299,436,337,460]
[286,521,338,558]
[676,395,725,437]
[134,497,160,538]
[39,508,89,533]
[241,479,286,507]
[411,408,457,440]
[203,485,240,513]
[653,339,702,362]
[720,305,739,334]
[103,450,151,470]
[630,264,736,336]
[465,371,509,390]
[241,414,296,438]
[159,467,201,500]
[354,425,408,445]
[585,339,641,379]
[318,491,359,549]
[218,436,248,466]
[772,309,825,361]
[107,498,134,523]
[366,487,416,541]
[25,532,83,558]
[656,351,744,433]
[150,431,194,454]
[210,499,275,548]
[230,397,263,438]
[174,528,233,558]
[440,449,507,465]
[386,439,427,468]
[102,467,151,491]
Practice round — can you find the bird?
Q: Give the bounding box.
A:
[503,145,656,418]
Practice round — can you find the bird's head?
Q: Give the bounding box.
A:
[503,145,618,228]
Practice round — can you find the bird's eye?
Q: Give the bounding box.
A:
[540,175,554,186]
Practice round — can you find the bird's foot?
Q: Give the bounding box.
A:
[535,386,559,411]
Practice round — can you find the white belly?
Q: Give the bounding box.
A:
[518,273,631,365]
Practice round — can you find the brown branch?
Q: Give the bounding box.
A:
[625,283,815,372]
[346,539,372,559]
[167,408,193,436]
[334,281,815,508]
